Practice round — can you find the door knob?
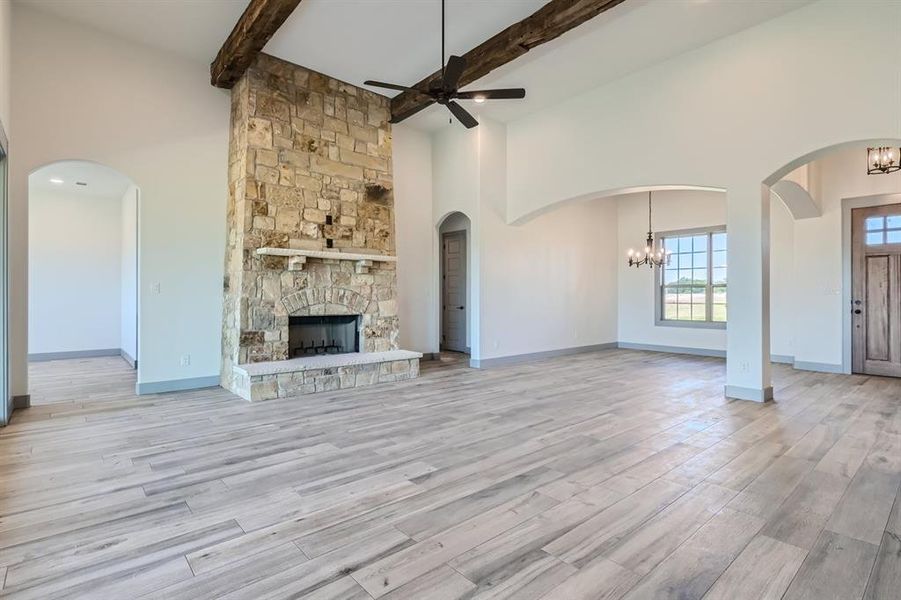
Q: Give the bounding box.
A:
[854,309,862,314]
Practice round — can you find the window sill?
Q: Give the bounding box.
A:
[655,319,726,330]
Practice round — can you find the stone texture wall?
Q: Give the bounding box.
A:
[236,357,420,402]
[222,54,398,392]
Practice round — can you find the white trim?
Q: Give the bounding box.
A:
[136,375,220,395]
[793,361,844,374]
[617,342,725,358]
[28,348,122,362]
[121,349,137,368]
[470,343,618,368]
[725,384,774,402]
[654,226,727,329]
[255,247,397,262]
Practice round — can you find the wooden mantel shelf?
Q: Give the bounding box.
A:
[255,247,397,273]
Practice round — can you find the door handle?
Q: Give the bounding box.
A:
[457,306,465,309]
[854,309,862,314]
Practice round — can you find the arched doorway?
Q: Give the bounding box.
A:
[438,211,472,355]
[761,139,901,376]
[26,160,140,403]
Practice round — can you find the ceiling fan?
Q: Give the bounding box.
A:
[364,0,526,129]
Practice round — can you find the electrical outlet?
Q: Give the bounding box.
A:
[180,354,191,367]
[152,282,161,294]
[740,361,749,372]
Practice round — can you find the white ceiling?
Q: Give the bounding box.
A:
[18,0,813,131]
[16,0,249,63]
[265,0,812,130]
[267,0,549,97]
[29,161,133,201]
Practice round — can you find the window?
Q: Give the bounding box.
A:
[656,228,726,327]
[865,215,901,245]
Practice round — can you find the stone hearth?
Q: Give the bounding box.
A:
[221,54,419,400]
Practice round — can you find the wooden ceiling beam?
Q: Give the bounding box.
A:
[390,0,628,120]
[211,0,303,89]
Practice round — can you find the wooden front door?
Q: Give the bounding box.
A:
[441,230,467,353]
[852,204,901,376]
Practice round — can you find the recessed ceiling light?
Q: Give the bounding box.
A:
[49,178,64,185]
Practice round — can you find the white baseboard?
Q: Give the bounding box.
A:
[28,348,122,362]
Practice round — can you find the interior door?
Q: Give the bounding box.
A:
[852,204,901,376]
[441,230,467,353]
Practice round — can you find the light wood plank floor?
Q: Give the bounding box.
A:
[1,350,899,599]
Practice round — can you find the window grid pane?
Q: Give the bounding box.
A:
[659,229,726,325]
[864,215,901,246]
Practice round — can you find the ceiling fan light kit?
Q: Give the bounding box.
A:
[364,0,525,128]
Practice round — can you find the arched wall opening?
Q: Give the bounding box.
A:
[614,186,729,356]
[436,210,474,359]
[761,139,901,376]
[26,160,139,401]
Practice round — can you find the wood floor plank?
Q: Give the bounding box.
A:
[782,530,879,600]
[2,352,899,599]
[702,534,807,600]
[825,467,901,545]
[620,507,764,600]
[537,556,640,600]
[863,530,901,600]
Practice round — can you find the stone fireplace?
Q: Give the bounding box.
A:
[221,54,420,401]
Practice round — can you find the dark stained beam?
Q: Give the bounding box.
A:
[211,0,303,88]
[390,0,628,120]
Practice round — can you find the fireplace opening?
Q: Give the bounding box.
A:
[289,315,360,358]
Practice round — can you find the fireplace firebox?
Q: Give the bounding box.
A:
[289,315,360,358]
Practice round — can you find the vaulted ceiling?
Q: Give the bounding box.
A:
[19,0,813,130]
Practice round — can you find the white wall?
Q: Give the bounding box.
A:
[769,194,795,360]
[617,190,727,352]
[432,125,482,358]
[28,187,122,354]
[120,184,138,364]
[419,119,620,364]
[0,0,10,133]
[393,125,435,354]
[476,119,618,362]
[791,145,901,370]
[503,0,901,398]
[10,5,229,393]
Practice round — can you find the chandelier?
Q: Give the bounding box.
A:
[627,191,669,268]
[868,147,901,175]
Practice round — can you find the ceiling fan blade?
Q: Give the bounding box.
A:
[443,55,466,91]
[364,80,427,94]
[456,88,526,100]
[446,101,478,129]
[389,100,434,124]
